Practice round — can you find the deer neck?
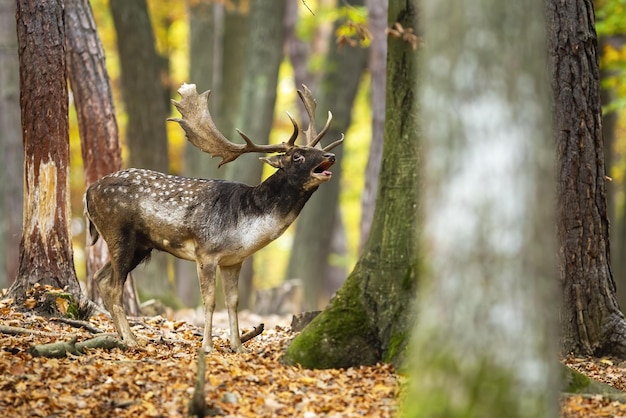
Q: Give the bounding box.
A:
[253,170,316,220]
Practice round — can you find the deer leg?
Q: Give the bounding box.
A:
[95,245,149,346]
[220,263,244,353]
[197,260,218,353]
[94,260,138,346]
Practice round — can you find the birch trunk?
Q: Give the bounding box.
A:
[406,0,558,416]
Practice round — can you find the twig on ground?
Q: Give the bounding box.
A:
[241,323,264,344]
[0,324,59,337]
[51,317,103,334]
[188,348,223,417]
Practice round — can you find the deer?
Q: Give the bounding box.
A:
[84,83,342,353]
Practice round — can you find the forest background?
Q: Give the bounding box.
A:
[4,0,626,313]
[0,0,374,312]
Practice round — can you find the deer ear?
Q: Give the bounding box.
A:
[259,155,284,169]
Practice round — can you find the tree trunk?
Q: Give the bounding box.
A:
[549,0,626,356]
[284,0,333,118]
[599,35,626,312]
[109,0,174,304]
[285,0,369,310]
[359,0,387,252]
[186,0,222,182]
[224,0,287,310]
[179,0,250,308]
[406,0,559,416]
[0,0,22,288]
[65,0,140,316]
[109,0,169,172]
[282,0,418,369]
[8,0,82,301]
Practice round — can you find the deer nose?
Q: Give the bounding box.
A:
[324,153,335,162]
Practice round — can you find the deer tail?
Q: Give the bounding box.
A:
[83,192,100,246]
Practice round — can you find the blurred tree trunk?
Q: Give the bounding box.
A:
[285,0,368,310]
[359,0,387,252]
[109,0,169,171]
[0,0,22,289]
[65,0,140,315]
[110,0,174,305]
[186,0,222,181]
[178,0,250,308]
[224,0,287,310]
[284,0,333,119]
[550,0,626,356]
[178,0,220,307]
[8,0,83,302]
[600,36,626,312]
[283,0,417,369]
[406,0,559,416]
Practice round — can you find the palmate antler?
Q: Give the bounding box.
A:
[297,85,344,150]
[168,83,342,167]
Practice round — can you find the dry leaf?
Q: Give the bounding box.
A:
[23,297,37,309]
[56,297,69,314]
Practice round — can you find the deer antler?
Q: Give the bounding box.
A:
[168,84,297,167]
[297,85,344,151]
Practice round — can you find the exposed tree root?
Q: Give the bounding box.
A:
[29,335,126,357]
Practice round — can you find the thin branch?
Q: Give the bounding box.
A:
[241,323,264,344]
[51,317,103,334]
[301,0,314,15]
[0,324,59,337]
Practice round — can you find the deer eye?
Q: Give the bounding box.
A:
[293,153,305,163]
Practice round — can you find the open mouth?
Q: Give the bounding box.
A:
[313,159,335,176]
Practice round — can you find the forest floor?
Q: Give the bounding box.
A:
[0,290,399,417]
[561,355,626,417]
[0,289,624,418]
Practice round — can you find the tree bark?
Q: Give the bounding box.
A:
[65,0,140,316]
[285,0,369,310]
[109,0,174,303]
[9,0,82,301]
[0,0,22,288]
[548,0,626,357]
[283,0,418,369]
[224,0,287,310]
[406,0,559,415]
[359,0,387,253]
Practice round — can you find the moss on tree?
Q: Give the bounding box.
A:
[283,0,419,370]
[283,267,379,368]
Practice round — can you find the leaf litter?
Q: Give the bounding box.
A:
[1,296,624,417]
[0,299,399,417]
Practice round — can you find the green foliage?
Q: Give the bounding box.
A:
[596,0,626,36]
[296,4,370,47]
[596,0,626,114]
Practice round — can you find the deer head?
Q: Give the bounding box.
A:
[85,83,343,353]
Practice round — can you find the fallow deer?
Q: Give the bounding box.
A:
[84,83,342,353]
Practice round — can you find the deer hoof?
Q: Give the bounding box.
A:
[231,344,248,354]
[123,335,139,347]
